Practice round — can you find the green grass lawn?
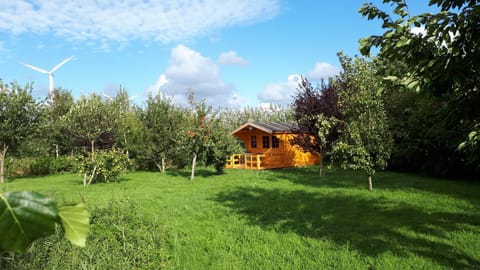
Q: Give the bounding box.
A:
[2,166,480,269]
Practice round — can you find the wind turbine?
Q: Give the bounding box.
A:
[102,93,114,101]
[20,56,74,102]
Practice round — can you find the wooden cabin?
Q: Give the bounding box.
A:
[225,122,320,170]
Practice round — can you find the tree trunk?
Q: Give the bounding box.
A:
[91,140,95,160]
[55,144,59,158]
[161,157,166,173]
[87,166,97,186]
[124,135,129,157]
[155,162,162,173]
[368,175,373,191]
[191,153,197,181]
[155,158,167,173]
[319,157,323,177]
[0,144,8,184]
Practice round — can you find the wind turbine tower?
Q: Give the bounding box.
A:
[20,56,74,102]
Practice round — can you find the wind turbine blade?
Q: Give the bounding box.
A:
[49,74,54,92]
[102,93,113,100]
[20,62,50,74]
[51,55,74,73]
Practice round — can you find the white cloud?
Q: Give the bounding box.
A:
[218,51,249,66]
[257,61,339,105]
[257,102,274,110]
[306,62,340,81]
[148,75,169,93]
[147,44,245,107]
[257,74,301,105]
[228,93,248,107]
[0,0,279,48]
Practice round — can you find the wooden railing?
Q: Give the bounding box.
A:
[226,153,266,170]
[226,154,244,169]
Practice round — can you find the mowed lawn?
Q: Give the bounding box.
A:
[2,166,480,269]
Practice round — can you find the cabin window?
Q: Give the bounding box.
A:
[251,136,257,148]
[262,136,270,148]
[272,136,280,148]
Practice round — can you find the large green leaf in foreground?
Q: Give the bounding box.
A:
[58,203,90,247]
[0,191,58,252]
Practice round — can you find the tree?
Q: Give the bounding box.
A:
[62,93,120,155]
[331,54,393,191]
[359,0,480,178]
[136,94,185,173]
[290,77,342,176]
[206,123,243,174]
[62,94,125,184]
[0,81,40,183]
[185,93,240,180]
[186,95,215,181]
[458,123,480,169]
[108,87,138,155]
[359,0,479,96]
[45,88,75,157]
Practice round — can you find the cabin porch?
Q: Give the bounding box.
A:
[225,152,291,170]
[225,153,266,170]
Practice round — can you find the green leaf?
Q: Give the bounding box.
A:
[468,131,477,141]
[395,37,411,47]
[0,192,58,252]
[383,75,399,82]
[58,202,90,247]
[359,38,371,56]
[457,141,467,151]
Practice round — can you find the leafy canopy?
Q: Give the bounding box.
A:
[290,77,342,157]
[331,54,393,182]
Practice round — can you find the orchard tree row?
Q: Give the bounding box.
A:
[0,81,294,183]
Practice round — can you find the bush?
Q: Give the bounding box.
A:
[29,157,53,175]
[5,158,34,177]
[5,156,76,178]
[76,148,129,185]
[50,156,76,174]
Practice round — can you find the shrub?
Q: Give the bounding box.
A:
[29,157,53,175]
[76,148,129,185]
[50,156,76,174]
[5,158,33,177]
[5,156,76,178]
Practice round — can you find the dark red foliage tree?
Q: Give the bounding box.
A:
[290,76,343,175]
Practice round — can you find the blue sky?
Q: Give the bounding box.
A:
[0,0,435,107]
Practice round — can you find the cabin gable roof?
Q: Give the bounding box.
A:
[231,122,296,135]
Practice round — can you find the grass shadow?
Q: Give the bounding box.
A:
[260,166,367,189]
[5,174,63,183]
[260,166,480,203]
[165,168,218,179]
[114,175,132,183]
[213,186,480,269]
